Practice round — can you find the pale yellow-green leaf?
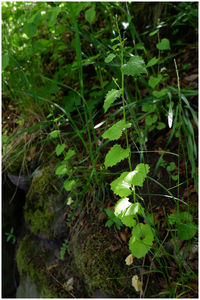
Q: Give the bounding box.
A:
[132,275,143,292]
[125,254,134,265]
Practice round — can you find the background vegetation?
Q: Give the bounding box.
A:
[2,2,198,298]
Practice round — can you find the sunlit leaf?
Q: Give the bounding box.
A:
[129,223,154,258]
[102,120,131,141]
[104,144,130,168]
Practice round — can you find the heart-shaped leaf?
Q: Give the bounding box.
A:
[156,38,170,50]
[129,223,154,258]
[56,144,65,156]
[148,75,162,89]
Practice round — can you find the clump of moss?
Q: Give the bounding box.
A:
[16,234,69,298]
[24,166,61,236]
[71,225,132,297]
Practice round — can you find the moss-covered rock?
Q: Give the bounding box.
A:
[71,223,135,297]
[16,234,73,298]
[24,166,67,238]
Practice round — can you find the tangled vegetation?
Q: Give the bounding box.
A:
[2,2,198,298]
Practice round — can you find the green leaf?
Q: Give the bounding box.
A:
[56,144,65,156]
[49,130,60,138]
[148,75,162,89]
[110,172,132,197]
[171,175,179,181]
[156,38,170,50]
[105,53,116,63]
[64,149,75,161]
[129,223,154,258]
[145,114,158,126]
[168,211,197,240]
[167,162,176,172]
[153,88,168,98]
[147,57,159,67]
[111,164,150,196]
[102,120,131,141]
[104,144,130,169]
[121,56,147,77]
[105,219,113,228]
[115,198,144,227]
[23,22,37,38]
[103,89,122,113]
[157,122,166,130]
[85,6,96,24]
[64,179,76,191]
[2,55,9,70]
[177,222,197,241]
[125,163,150,187]
[55,164,68,175]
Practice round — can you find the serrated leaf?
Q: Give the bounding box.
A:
[127,163,150,187]
[56,144,66,156]
[148,75,162,89]
[156,38,170,50]
[64,179,76,191]
[111,164,149,196]
[64,149,75,161]
[129,223,154,258]
[147,57,159,68]
[49,130,60,138]
[121,56,147,77]
[105,53,116,63]
[85,6,96,24]
[103,89,122,113]
[104,144,130,169]
[167,162,176,172]
[110,172,132,197]
[55,164,68,175]
[114,198,144,227]
[153,88,168,98]
[102,120,131,141]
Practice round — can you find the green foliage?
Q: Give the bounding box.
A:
[121,56,147,77]
[56,144,66,156]
[5,227,16,244]
[102,120,131,141]
[104,144,130,169]
[105,208,122,230]
[156,38,170,50]
[168,212,197,241]
[129,223,154,258]
[60,239,68,260]
[103,89,122,113]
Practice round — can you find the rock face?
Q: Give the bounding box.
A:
[15,164,137,298]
